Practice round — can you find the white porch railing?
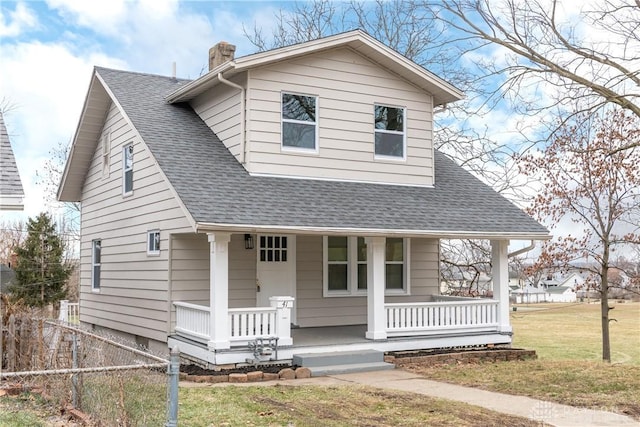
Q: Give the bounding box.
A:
[174,296,293,346]
[229,307,276,341]
[58,300,80,325]
[174,302,210,343]
[385,299,499,336]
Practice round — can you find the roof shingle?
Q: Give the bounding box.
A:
[0,112,25,210]
[96,67,548,238]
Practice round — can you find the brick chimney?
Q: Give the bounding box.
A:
[209,41,236,71]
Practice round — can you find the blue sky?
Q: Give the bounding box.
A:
[0,0,287,222]
[1,0,592,246]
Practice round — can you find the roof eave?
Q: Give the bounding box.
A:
[0,195,24,211]
[165,61,235,103]
[58,70,111,202]
[195,221,551,240]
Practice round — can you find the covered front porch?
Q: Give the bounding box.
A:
[167,232,513,365]
[169,296,510,365]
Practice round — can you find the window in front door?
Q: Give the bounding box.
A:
[259,235,288,262]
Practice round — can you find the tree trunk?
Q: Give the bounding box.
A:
[601,267,611,362]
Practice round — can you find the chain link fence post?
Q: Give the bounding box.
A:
[71,331,79,408]
[166,346,179,427]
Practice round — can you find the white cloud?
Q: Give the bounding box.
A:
[0,40,127,219]
[0,1,38,37]
[1,0,277,223]
[45,0,127,35]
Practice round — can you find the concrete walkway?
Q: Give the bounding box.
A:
[191,369,639,427]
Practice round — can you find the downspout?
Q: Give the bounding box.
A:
[433,103,448,115]
[508,240,536,258]
[217,73,246,164]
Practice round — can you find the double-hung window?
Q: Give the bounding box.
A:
[147,230,160,256]
[374,105,405,159]
[282,92,317,151]
[324,236,409,296]
[123,144,133,195]
[92,240,101,291]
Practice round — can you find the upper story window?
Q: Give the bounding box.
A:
[323,236,409,296]
[282,93,317,151]
[147,230,160,256]
[374,105,405,159]
[123,144,133,196]
[102,131,110,178]
[92,239,101,291]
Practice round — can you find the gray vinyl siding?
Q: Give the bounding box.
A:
[79,102,193,343]
[295,236,440,327]
[169,233,256,308]
[246,47,434,186]
[191,74,245,162]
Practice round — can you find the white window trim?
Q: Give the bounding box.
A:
[102,131,110,179]
[122,144,133,197]
[281,92,319,154]
[323,236,410,297]
[91,239,101,292]
[374,104,406,161]
[147,230,160,256]
[385,238,411,295]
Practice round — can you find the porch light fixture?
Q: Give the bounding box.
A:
[244,234,255,250]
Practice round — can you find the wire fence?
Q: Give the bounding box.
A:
[1,309,178,426]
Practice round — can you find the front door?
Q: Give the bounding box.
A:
[256,235,296,322]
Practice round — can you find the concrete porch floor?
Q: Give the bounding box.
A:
[169,324,512,365]
[291,325,368,347]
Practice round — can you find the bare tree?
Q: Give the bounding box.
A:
[244,1,548,202]
[520,109,640,362]
[434,0,640,150]
[440,240,492,296]
[0,220,26,265]
[35,140,80,244]
[244,0,542,292]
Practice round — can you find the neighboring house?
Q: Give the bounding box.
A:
[545,286,577,303]
[510,284,547,304]
[57,30,549,365]
[440,271,492,296]
[0,111,25,211]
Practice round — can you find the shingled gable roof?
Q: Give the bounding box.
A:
[58,66,548,239]
[166,29,464,107]
[0,112,25,211]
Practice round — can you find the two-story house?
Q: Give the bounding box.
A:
[58,30,549,367]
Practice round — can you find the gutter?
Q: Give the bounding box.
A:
[508,240,536,258]
[217,72,246,164]
[165,61,235,103]
[195,222,551,241]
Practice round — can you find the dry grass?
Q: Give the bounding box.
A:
[179,384,539,427]
[511,301,640,364]
[402,301,640,420]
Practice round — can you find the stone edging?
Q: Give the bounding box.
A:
[180,367,311,383]
[385,349,537,367]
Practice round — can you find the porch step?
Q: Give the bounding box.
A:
[293,350,394,376]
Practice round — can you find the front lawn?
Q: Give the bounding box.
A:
[179,384,539,427]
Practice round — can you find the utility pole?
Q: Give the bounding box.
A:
[40,232,45,305]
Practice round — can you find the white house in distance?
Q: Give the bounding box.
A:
[57,31,549,367]
[0,112,25,211]
[511,272,582,304]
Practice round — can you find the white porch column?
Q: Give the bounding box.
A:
[365,236,387,340]
[208,232,231,350]
[491,239,512,334]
